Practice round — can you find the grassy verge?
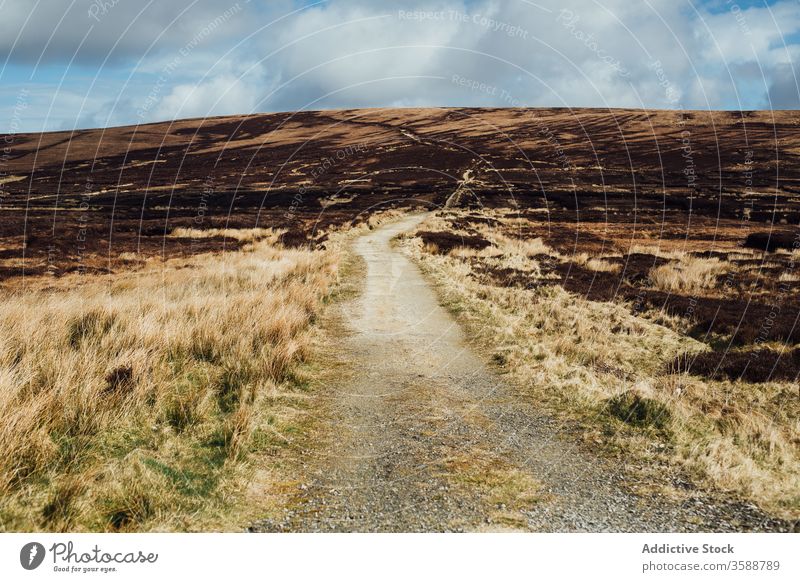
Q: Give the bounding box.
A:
[0,229,339,531]
[399,211,799,520]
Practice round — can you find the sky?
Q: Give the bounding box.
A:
[0,0,799,132]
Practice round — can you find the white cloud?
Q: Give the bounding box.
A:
[153,68,265,121]
[0,0,258,65]
[1,0,799,130]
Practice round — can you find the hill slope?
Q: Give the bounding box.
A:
[1,107,799,280]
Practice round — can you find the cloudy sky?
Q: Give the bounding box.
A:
[1,0,798,132]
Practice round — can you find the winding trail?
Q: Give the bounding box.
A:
[251,215,786,532]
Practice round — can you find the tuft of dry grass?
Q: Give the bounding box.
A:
[585,258,621,273]
[574,253,622,273]
[0,236,338,531]
[626,244,687,260]
[649,256,729,293]
[440,447,543,529]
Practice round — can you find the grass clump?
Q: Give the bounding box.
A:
[649,256,728,293]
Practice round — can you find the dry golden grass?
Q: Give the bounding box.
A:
[489,232,550,257]
[585,258,621,273]
[626,244,689,260]
[574,253,622,273]
[778,272,800,282]
[649,256,729,293]
[404,210,800,519]
[0,237,338,531]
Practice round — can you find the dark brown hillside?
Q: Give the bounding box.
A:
[1,107,799,283]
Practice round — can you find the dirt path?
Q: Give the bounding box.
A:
[250,215,788,532]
